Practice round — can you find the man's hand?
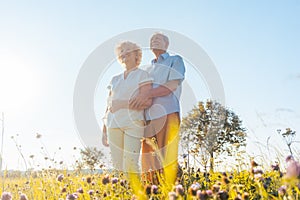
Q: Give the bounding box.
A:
[129,92,151,110]
[102,125,109,147]
[129,80,179,110]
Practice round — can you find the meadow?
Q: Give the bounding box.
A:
[1,130,300,199]
[0,158,299,200]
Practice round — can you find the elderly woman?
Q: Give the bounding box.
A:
[102,41,152,173]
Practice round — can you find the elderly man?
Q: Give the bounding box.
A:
[130,32,185,183]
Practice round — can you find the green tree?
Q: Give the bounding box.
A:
[180,100,246,172]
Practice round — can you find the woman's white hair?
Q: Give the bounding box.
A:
[115,41,142,67]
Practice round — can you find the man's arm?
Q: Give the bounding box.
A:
[130,81,153,110]
[129,80,180,109]
[149,79,179,97]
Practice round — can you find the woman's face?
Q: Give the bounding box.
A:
[119,50,137,68]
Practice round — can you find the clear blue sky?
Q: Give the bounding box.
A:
[0,1,299,170]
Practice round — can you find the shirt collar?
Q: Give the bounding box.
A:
[152,52,169,64]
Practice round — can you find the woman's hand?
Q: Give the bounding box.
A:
[102,125,109,147]
[109,100,126,113]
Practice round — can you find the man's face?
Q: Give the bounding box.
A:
[150,35,167,51]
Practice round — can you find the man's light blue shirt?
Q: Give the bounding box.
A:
[145,52,186,120]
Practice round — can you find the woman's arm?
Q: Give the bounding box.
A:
[102,90,111,147]
[110,81,153,112]
[102,124,109,147]
[109,99,129,112]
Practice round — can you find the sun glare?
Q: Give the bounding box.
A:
[0,52,38,112]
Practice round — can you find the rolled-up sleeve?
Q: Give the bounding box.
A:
[168,56,185,83]
[107,75,118,90]
[107,79,112,90]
